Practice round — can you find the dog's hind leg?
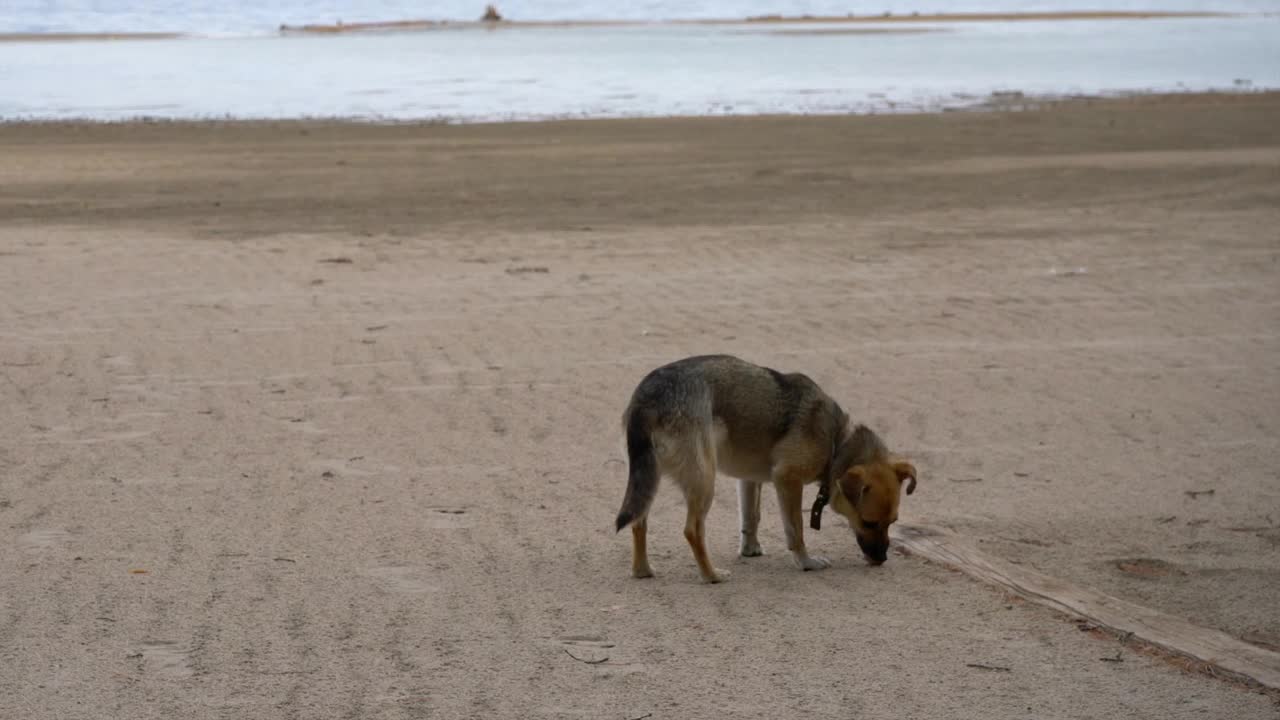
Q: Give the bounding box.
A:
[683,491,727,584]
[677,434,729,584]
[630,515,654,578]
[737,480,764,557]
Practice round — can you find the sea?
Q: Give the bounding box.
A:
[2,1,1278,122]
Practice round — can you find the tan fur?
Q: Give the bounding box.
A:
[616,354,919,582]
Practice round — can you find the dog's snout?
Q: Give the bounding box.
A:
[856,532,889,566]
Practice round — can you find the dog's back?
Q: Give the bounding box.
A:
[615,355,837,530]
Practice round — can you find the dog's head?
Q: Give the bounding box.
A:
[831,457,917,565]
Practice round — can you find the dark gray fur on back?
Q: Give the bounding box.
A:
[625,354,849,458]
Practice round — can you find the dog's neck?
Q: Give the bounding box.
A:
[835,423,888,474]
[812,407,892,530]
[812,403,882,530]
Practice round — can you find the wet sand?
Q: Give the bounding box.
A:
[2,92,1279,718]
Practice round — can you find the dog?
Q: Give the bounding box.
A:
[614,354,917,583]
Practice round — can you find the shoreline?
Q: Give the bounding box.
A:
[0,10,1241,42]
[2,89,1276,128]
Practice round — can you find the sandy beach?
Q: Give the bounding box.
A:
[2,92,1279,718]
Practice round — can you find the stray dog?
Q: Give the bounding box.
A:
[614,354,917,583]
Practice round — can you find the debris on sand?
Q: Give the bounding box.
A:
[563,648,608,664]
[1113,557,1182,578]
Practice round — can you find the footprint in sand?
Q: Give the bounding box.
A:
[361,566,436,594]
[102,354,133,369]
[19,528,71,552]
[135,640,194,678]
[62,429,155,445]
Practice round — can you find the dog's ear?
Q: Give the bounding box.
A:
[840,466,867,503]
[892,460,918,495]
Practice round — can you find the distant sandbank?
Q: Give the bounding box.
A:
[0,10,1232,42]
[277,11,1230,35]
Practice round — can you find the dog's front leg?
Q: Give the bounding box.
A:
[773,473,831,571]
[737,480,764,557]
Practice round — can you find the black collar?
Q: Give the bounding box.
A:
[810,482,831,530]
[810,408,847,531]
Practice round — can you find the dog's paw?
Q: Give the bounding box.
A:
[702,568,731,584]
[739,539,764,557]
[632,565,655,579]
[793,554,832,572]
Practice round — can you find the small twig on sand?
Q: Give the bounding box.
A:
[563,648,608,664]
[966,663,1011,672]
[628,714,653,720]
[1100,650,1124,663]
[1184,489,1215,499]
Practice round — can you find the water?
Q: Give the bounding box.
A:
[2,4,1277,122]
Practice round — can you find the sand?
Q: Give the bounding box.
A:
[2,92,1279,718]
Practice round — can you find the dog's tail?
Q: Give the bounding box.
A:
[615,407,659,532]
